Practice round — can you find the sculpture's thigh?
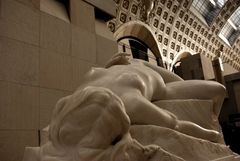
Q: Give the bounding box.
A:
[165,80,225,100]
[165,80,226,117]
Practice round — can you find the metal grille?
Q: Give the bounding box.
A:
[220,6,240,45]
[192,0,227,24]
[230,7,240,27]
[221,22,235,40]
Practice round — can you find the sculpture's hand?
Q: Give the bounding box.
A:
[105,52,131,68]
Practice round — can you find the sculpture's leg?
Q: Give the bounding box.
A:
[165,80,226,118]
[121,93,220,142]
[121,93,177,128]
[175,120,220,142]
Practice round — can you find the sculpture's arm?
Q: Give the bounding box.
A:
[141,61,183,83]
[105,52,131,68]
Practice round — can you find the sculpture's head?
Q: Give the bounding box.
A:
[49,86,130,149]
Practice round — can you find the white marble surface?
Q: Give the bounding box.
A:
[23,99,240,161]
[23,54,240,161]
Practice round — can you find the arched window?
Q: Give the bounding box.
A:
[128,38,149,61]
[118,37,149,61]
[114,21,165,67]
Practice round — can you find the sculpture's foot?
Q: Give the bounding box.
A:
[216,133,226,144]
[204,130,221,143]
[175,120,221,143]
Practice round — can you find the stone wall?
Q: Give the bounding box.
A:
[0,0,117,160]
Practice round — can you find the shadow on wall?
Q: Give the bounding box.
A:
[40,0,70,22]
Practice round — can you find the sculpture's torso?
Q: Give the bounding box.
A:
[80,64,166,101]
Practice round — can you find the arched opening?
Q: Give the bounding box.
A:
[114,21,165,68]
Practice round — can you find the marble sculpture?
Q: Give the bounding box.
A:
[23,53,240,161]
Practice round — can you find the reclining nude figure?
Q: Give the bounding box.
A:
[91,52,224,137]
[44,53,227,161]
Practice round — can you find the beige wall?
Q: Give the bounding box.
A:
[223,63,239,76]
[0,0,117,161]
[200,54,215,80]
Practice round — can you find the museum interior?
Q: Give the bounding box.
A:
[1,0,240,160]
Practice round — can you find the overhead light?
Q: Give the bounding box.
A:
[209,0,216,6]
[228,19,237,30]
